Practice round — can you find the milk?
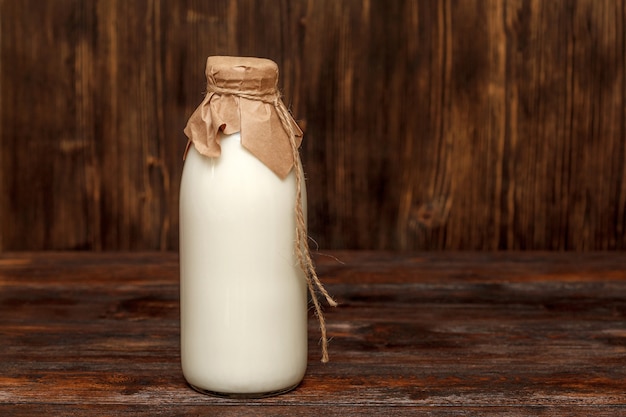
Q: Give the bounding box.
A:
[179,132,308,396]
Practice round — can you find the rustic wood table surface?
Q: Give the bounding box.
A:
[1,251,625,416]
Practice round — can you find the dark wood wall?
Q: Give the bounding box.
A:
[1,0,625,251]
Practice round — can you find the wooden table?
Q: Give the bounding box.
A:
[1,252,625,416]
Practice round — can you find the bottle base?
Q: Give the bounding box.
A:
[188,382,300,399]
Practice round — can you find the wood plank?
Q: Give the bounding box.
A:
[1,1,625,251]
[0,0,92,250]
[3,405,624,417]
[0,252,625,415]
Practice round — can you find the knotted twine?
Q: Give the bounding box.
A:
[184,58,337,362]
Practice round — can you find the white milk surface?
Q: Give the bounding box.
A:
[179,132,308,395]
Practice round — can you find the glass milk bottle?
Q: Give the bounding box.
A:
[179,56,333,398]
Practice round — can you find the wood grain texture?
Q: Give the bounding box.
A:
[1,0,625,251]
[0,251,625,415]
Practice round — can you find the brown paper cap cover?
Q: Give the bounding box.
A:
[183,56,303,178]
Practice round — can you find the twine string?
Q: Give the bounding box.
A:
[208,83,337,363]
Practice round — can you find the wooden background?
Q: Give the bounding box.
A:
[0,0,624,251]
